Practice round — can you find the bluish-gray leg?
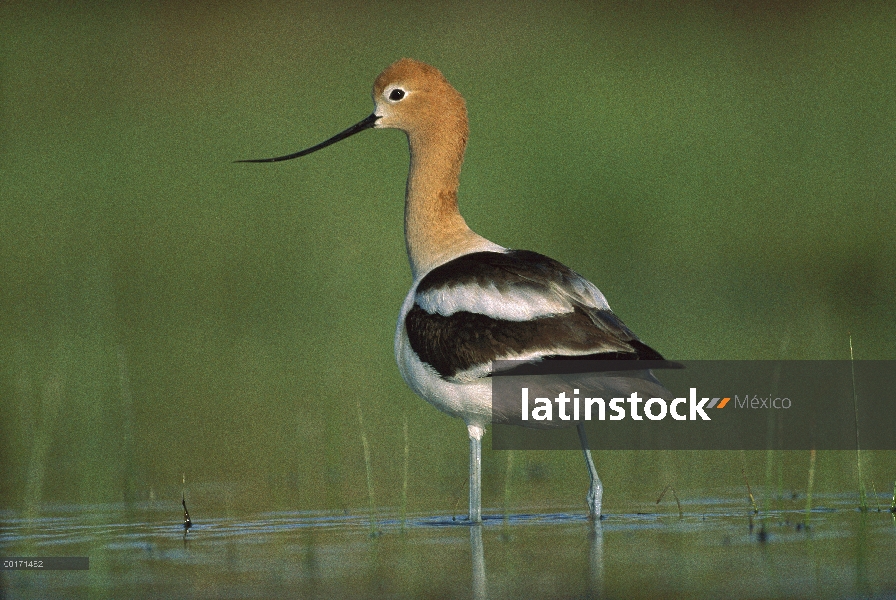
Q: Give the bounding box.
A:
[577,423,602,519]
[471,524,487,599]
[468,424,483,523]
[589,516,604,596]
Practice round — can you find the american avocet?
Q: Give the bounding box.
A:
[239,59,665,522]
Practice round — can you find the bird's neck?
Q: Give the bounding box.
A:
[404,127,489,280]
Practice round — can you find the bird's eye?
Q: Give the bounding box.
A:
[389,88,406,101]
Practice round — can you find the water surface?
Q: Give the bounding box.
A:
[3,493,894,598]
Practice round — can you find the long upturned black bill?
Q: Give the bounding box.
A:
[236,113,380,163]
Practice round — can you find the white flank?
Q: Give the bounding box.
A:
[416,280,575,320]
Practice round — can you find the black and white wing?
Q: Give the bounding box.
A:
[404,250,663,382]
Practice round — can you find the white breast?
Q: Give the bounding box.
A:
[395,285,493,427]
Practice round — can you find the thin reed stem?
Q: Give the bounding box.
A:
[805,449,816,526]
[401,414,409,531]
[849,334,867,511]
[356,400,378,535]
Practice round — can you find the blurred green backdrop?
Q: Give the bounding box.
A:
[1,1,894,515]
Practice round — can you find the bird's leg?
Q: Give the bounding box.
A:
[470,524,487,599]
[577,423,602,519]
[468,424,484,523]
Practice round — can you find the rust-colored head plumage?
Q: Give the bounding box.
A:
[371,59,467,143]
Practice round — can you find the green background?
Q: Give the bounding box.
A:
[1,1,894,516]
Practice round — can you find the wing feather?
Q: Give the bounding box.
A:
[406,250,663,381]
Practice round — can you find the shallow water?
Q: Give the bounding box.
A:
[3,493,895,599]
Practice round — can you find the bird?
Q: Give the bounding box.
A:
[238,58,665,523]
